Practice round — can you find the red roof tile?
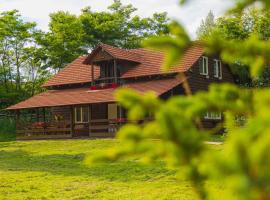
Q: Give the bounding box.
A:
[7,78,183,110]
[122,43,204,78]
[42,56,100,87]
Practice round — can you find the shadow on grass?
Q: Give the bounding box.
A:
[0,150,175,182]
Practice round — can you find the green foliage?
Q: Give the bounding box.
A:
[0,117,16,141]
[88,0,270,199]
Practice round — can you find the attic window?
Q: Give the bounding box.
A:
[199,56,208,76]
[214,59,222,79]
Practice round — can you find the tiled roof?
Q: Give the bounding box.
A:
[42,56,100,87]
[43,43,204,87]
[122,43,204,78]
[7,78,183,110]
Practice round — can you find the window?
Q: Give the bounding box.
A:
[74,106,89,123]
[204,112,222,120]
[199,56,209,76]
[214,59,222,79]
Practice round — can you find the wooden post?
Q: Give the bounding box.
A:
[91,62,95,86]
[70,106,74,137]
[88,104,91,137]
[36,108,39,122]
[114,59,117,83]
[43,108,46,122]
[43,108,46,135]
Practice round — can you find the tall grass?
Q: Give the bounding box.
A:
[0,117,16,141]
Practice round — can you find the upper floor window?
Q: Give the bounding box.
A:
[214,59,222,79]
[204,112,222,120]
[199,56,208,76]
[74,106,89,123]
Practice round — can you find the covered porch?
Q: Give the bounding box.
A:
[6,78,184,140]
[15,103,124,140]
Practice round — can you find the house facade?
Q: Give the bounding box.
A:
[7,43,235,140]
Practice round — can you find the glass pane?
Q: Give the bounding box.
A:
[76,107,81,123]
[199,58,203,74]
[82,106,89,122]
[219,61,222,77]
[214,61,218,76]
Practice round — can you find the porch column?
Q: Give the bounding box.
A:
[43,108,46,122]
[36,108,40,122]
[43,108,46,135]
[113,59,117,83]
[70,106,74,136]
[88,104,91,137]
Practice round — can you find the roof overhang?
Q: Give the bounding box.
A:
[6,78,184,110]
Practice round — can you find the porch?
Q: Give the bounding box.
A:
[15,103,125,140]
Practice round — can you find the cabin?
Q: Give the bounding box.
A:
[6,43,235,140]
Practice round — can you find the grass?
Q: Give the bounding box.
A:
[0,139,225,200]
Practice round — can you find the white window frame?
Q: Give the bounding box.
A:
[214,59,222,79]
[204,112,222,120]
[74,106,89,123]
[199,56,209,76]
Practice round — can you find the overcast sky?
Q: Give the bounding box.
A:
[0,0,233,37]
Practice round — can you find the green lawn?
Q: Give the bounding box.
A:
[0,139,224,200]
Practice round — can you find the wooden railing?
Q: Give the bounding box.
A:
[15,118,151,139]
[16,120,72,139]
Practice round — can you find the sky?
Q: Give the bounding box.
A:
[0,0,233,37]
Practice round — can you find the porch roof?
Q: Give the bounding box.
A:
[7,78,184,110]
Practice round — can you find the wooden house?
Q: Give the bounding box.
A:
[6,43,235,140]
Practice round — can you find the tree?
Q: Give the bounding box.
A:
[88,1,270,199]
[196,11,215,39]
[42,0,169,71]
[215,9,270,87]
[0,10,47,109]
[40,11,85,72]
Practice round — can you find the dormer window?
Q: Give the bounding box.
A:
[214,59,222,79]
[199,56,208,76]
